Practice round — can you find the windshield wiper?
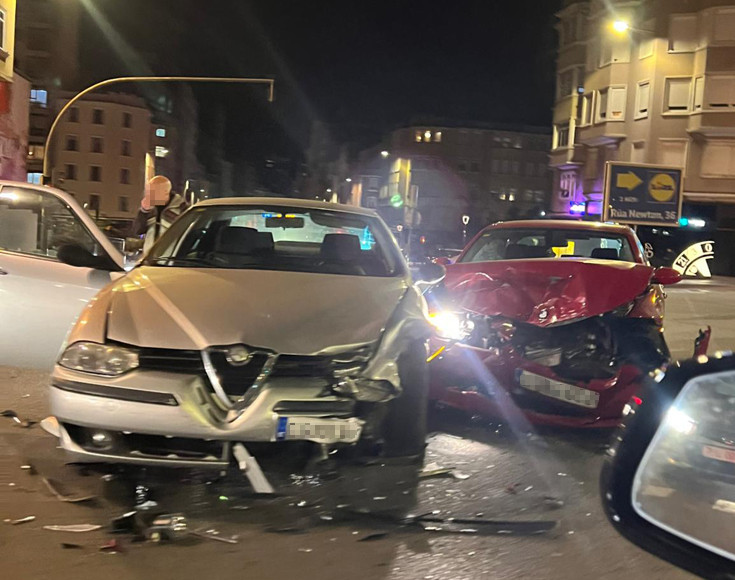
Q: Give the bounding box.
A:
[148,256,214,267]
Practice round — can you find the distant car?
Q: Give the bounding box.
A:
[49,198,440,469]
[0,182,125,369]
[427,219,683,428]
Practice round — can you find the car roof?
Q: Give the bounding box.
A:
[485,219,635,236]
[197,196,379,217]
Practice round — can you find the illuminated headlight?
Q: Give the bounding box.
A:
[667,408,697,436]
[429,311,474,341]
[59,342,139,376]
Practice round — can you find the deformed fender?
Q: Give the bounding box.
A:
[360,286,432,396]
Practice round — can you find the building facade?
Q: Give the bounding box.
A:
[353,123,552,247]
[49,93,151,220]
[551,0,735,220]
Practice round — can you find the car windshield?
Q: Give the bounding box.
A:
[144,205,404,277]
[460,227,636,263]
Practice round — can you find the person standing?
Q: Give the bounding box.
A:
[129,175,189,252]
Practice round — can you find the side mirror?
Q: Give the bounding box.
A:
[411,262,446,287]
[652,266,682,286]
[601,353,735,578]
[57,244,120,272]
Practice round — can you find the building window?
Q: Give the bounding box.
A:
[512,161,521,174]
[88,194,101,212]
[65,135,78,152]
[90,136,104,154]
[580,93,594,126]
[123,112,132,128]
[414,130,422,143]
[557,70,574,100]
[120,140,131,157]
[155,127,166,138]
[639,37,654,59]
[713,8,735,43]
[537,163,547,176]
[434,131,442,143]
[118,197,130,213]
[69,107,79,123]
[669,15,697,53]
[664,78,691,113]
[30,89,48,108]
[491,159,500,173]
[120,168,130,185]
[27,145,43,159]
[501,160,510,173]
[423,130,432,143]
[27,172,42,185]
[65,164,77,181]
[599,37,631,67]
[555,124,570,149]
[635,81,651,119]
[89,166,102,182]
[658,140,687,168]
[705,76,735,109]
[596,87,627,121]
[155,145,169,158]
[525,162,535,176]
[92,109,104,125]
[508,189,517,202]
[0,9,6,51]
[458,162,467,172]
[701,142,735,177]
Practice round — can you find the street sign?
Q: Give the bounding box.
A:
[603,162,683,227]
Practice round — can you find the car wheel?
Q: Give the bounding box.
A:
[381,340,429,459]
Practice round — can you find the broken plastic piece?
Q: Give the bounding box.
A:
[100,539,121,553]
[419,462,454,479]
[40,416,60,437]
[1,409,33,428]
[43,477,95,503]
[147,513,187,543]
[233,443,274,494]
[44,524,102,533]
[61,543,82,549]
[191,528,239,544]
[358,531,389,542]
[9,515,35,525]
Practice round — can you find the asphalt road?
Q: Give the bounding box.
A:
[1,280,733,580]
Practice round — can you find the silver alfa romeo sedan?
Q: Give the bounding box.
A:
[49,198,442,473]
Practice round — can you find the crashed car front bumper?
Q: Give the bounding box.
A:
[50,366,364,468]
[428,341,643,428]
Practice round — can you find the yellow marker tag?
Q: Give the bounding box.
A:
[427,346,446,363]
[552,241,575,258]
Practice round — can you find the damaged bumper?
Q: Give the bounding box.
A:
[51,366,364,468]
[429,341,644,428]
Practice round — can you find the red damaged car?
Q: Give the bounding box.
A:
[427,220,684,428]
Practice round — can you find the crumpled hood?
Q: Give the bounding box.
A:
[444,259,654,326]
[104,267,409,354]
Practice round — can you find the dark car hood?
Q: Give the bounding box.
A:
[444,258,654,326]
[104,267,408,354]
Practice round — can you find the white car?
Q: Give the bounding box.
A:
[0,182,124,370]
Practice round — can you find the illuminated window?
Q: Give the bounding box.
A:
[30,89,48,107]
[155,145,169,158]
[434,131,442,143]
[27,172,42,185]
[424,130,432,143]
[156,127,166,138]
[415,131,423,142]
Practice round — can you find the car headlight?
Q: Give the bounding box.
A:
[429,311,474,341]
[666,407,697,436]
[58,342,139,376]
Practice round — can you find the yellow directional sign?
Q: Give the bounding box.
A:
[616,172,643,191]
[649,173,676,202]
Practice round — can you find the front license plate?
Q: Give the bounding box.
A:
[276,416,362,443]
[703,445,735,464]
[518,371,600,409]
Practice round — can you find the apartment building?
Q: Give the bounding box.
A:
[551,0,735,223]
[49,93,151,219]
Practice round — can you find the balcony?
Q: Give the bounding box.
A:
[550,144,586,169]
[688,111,735,138]
[575,122,626,147]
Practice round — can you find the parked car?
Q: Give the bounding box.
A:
[49,198,443,470]
[0,182,125,370]
[427,219,685,428]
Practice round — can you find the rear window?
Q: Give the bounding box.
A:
[460,228,636,263]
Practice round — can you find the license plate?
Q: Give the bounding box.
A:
[276,416,362,443]
[703,445,735,464]
[518,371,600,409]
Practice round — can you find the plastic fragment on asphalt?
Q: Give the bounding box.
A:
[233,443,274,494]
[419,462,454,479]
[8,515,35,525]
[147,514,188,543]
[452,471,471,480]
[358,531,389,542]
[43,477,96,503]
[100,539,121,553]
[1,409,34,428]
[40,416,60,438]
[61,543,83,549]
[524,485,534,492]
[192,528,239,544]
[298,548,313,553]
[43,524,102,533]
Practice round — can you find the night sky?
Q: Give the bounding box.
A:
[79,0,561,170]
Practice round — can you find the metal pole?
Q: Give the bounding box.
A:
[43,76,275,184]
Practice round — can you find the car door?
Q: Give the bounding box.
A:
[0,184,124,370]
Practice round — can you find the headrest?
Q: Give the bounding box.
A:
[505,244,548,259]
[591,248,619,260]
[321,234,362,261]
[215,226,258,255]
[255,231,274,251]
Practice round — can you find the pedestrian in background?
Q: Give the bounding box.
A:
[129,175,189,252]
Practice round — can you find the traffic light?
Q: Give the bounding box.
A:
[390,194,404,208]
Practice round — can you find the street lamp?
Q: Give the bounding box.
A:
[612,20,630,33]
[380,150,389,158]
[42,76,275,184]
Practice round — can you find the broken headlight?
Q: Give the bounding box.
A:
[429,311,475,341]
[58,342,139,376]
[333,378,396,403]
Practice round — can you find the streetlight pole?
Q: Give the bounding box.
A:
[42,76,275,184]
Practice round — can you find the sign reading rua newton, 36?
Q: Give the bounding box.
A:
[603,162,683,227]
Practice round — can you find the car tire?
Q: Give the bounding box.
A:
[381,340,429,459]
